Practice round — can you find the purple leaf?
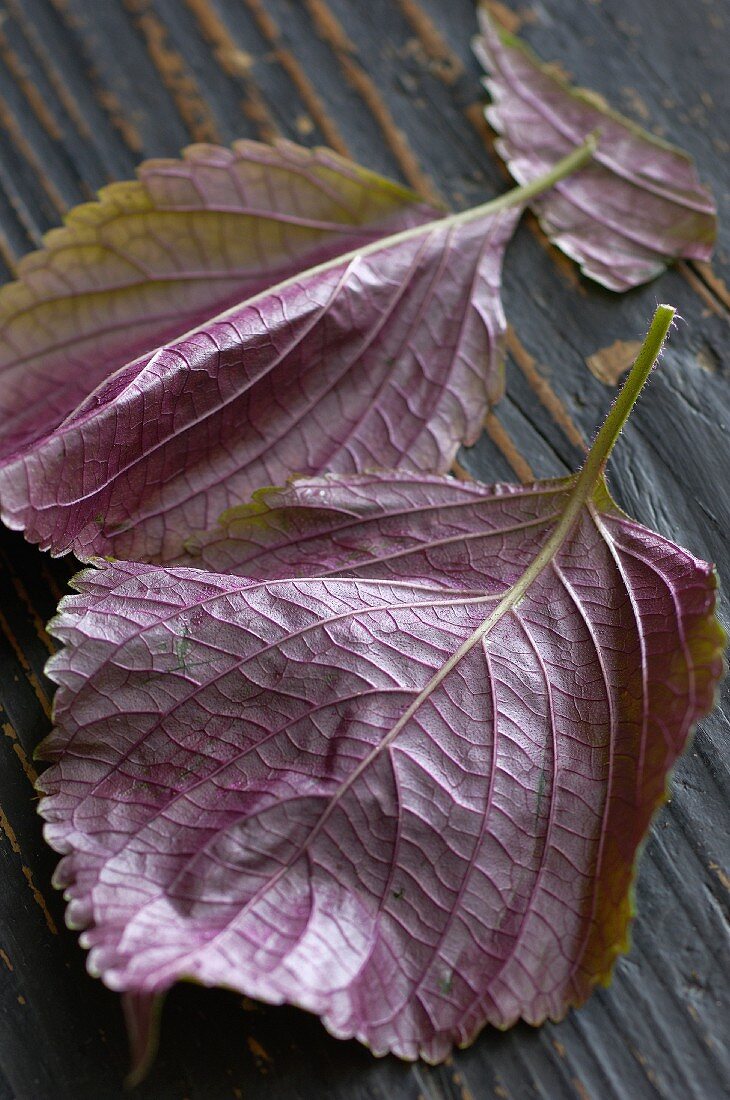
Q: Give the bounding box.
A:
[473,8,717,290]
[0,140,436,460]
[183,468,572,584]
[37,308,724,1065]
[0,138,593,564]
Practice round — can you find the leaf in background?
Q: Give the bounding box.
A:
[473,7,717,290]
[37,308,725,1070]
[0,140,437,458]
[0,139,593,563]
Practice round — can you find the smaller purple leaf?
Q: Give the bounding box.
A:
[37,308,725,1068]
[473,7,717,290]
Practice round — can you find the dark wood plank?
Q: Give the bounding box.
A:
[0,1,727,1097]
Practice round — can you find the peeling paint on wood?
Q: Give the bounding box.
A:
[586,339,644,386]
[506,327,587,448]
[304,0,442,202]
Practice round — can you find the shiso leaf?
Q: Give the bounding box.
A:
[37,308,724,1066]
[473,7,717,290]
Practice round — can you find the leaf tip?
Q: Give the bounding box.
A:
[122,991,165,1089]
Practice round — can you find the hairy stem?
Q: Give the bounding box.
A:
[575,303,676,497]
[433,305,678,660]
[510,303,676,588]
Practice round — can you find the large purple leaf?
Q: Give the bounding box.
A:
[473,8,717,290]
[0,137,593,565]
[183,468,571,583]
[0,140,436,459]
[37,308,724,1067]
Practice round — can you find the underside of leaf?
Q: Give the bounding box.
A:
[36,310,725,1064]
[0,199,521,563]
[0,140,436,460]
[473,7,717,290]
[0,130,599,565]
[36,473,723,1061]
[184,469,574,581]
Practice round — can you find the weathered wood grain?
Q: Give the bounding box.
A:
[0,1,727,1097]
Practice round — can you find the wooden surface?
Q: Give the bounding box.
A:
[0,1,728,1097]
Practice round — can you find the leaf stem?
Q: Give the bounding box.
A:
[500,304,676,605]
[457,131,598,222]
[576,303,676,495]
